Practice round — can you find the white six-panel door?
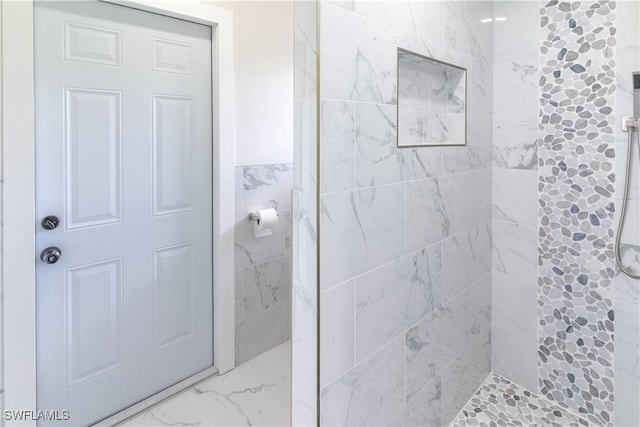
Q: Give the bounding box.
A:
[34,1,213,425]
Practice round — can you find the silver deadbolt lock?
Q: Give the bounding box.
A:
[41,215,60,230]
[40,246,62,264]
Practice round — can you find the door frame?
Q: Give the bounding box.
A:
[1,0,235,422]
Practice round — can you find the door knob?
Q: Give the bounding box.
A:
[40,246,62,264]
[41,215,60,230]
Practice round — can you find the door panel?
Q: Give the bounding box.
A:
[65,88,122,228]
[35,1,213,425]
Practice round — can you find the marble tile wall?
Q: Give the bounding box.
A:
[318,1,493,425]
[490,0,540,393]
[234,163,292,365]
[292,1,319,425]
[538,1,617,425]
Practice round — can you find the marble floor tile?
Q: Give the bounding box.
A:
[121,341,290,427]
[451,373,590,427]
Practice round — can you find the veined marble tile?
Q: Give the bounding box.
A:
[235,216,286,270]
[493,1,539,62]
[243,257,291,319]
[469,169,492,226]
[405,291,470,401]
[615,371,640,427]
[355,103,441,186]
[292,280,317,384]
[356,244,442,361]
[444,114,492,174]
[492,323,538,393]
[398,58,425,112]
[235,269,244,323]
[492,271,537,338]
[320,2,404,104]
[355,103,401,187]
[493,115,538,170]
[615,307,640,379]
[242,163,293,214]
[387,377,441,427]
[320,336,404,427]
[442,223,491,302]
[425,112,449,145]
[443,0,493,63]
[320,280,355,387]
[320,184,405,288]
[328,0,443,47]
[492,219,537,283]
[493,58,538,117]
[235,304,288,365]
[441,355,489,425]
[461,327,491,374]
[492,168,538,227]
[615,270,640,313]
[123,341,290,427]
[406,174,470,253]
[398,109,425,147]
[468,273,492,338]
[321,100,355,194]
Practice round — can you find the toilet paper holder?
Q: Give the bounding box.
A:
[248,210,279,223]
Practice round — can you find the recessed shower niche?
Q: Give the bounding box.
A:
[397,48,467,147]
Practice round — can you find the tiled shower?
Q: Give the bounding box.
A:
[292,0,640,426]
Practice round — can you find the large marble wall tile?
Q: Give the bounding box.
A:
[243,257,291,319]
[469,169,492,227]
[615,371,640,427]
[492,271,536,338]
[387,377,441,427]
[235,215,286,270]
[492,220,537,283]
[235,269,244,323]
[493,59,538,117]
[444,114,492,174]
[356,245,442,360]
[321,100,355,194]
[406,174,470,253]
[468,273,492,338]
[441,355,489,425]
[493,1,539,62]
[242,164,293,213]
[442,223,491,302]
[493,115,538,170]
[442,0,493,64]
[492,323,537,393]
[320,184,405,288]
[320,2,405,104]
[462,328,492,374]
[321,281,355,387]
[616,271,640,313]
[355,103,400,187]
[616,307,640,379]
[235,303,287,365]
[320,337,405,426]
[355,103,443,187]
[405,291,470,400]
[329,0,444,48]
[492,168,537,227]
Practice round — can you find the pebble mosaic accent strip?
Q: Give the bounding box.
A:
[538,1,617,425]
[451,374,590,427]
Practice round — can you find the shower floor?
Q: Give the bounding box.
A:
[451,374,590,427]
[120,341,290,426]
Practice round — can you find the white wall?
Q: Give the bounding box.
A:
[209,1,293,166]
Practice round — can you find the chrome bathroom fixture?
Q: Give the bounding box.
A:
[615,72,640,278]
